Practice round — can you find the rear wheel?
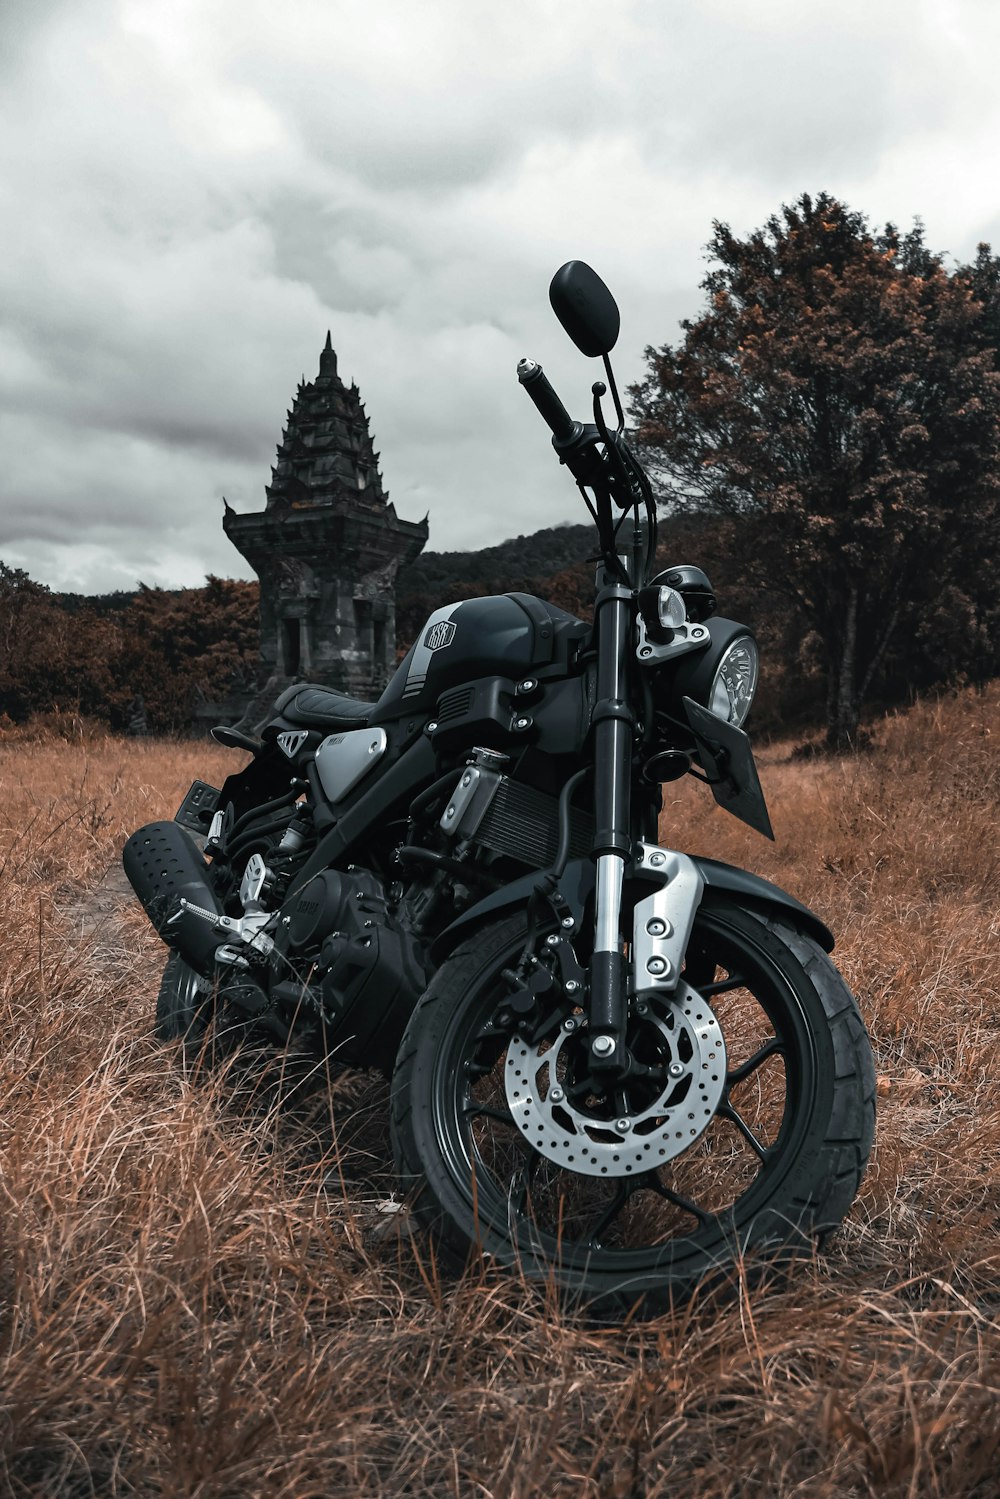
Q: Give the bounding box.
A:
[155,954,249,1061]
[155,952,212,1050]
[391,900,876,1316]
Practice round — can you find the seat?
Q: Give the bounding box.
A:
[272,682,376,731]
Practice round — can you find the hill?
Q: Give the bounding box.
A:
[403,521,596,595]
[3,504,995,739]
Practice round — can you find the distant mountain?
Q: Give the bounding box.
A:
[401,523,596,598]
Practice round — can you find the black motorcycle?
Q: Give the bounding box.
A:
[124,262,875,1314]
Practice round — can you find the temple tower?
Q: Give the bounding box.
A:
[224,334,428,703]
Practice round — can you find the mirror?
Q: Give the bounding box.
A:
[549,260,621,357]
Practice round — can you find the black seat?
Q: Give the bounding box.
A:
[272,682,376,730]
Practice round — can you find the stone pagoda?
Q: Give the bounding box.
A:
[223,333,428,710]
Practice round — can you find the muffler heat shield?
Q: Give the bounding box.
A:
[123,820,223,975]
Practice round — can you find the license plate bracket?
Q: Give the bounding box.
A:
[175,780,221,834]
[682,697,774,840]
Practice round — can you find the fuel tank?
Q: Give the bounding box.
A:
[371,592,588,721]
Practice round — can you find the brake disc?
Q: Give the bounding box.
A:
[503,981,726,1177]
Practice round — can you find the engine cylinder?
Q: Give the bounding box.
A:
[275,867,425,1071]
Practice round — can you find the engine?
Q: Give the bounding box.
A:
[266,868,427,1072]
[124,812,427,1073]
[127,725,604,1080]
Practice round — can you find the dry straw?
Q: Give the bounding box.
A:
[1,696,998,1496]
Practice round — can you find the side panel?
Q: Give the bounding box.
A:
[287,733,440,896]
[315,727,389,802]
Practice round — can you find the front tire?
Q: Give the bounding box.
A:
[391,900,876,1316]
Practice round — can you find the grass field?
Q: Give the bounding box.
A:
[1,691,998,1497]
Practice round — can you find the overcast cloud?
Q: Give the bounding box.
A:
[3,0,1000,592]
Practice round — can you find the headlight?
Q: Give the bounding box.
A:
[708,635,758,727]
[661,618,761,730]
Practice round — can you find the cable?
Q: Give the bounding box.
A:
[550,767,590,881]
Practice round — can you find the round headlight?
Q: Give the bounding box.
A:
[659,617,762,733]
[708,635,759,727]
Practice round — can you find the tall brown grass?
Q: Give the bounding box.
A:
[1,697,999,1497]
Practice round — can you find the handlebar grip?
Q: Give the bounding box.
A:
[517,358,575,443]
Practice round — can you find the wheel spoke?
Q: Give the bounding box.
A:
[466,1055,501,1081]
[509,1147,541,1215]
[696,971,747,997]
[726,1036,784,1087]
[463,1100,518,1129]
[637,1170,711,1227]
[585,1184,629,1246]
[717,1101,771,1161]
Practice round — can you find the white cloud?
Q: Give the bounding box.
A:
[2,0,1000,590]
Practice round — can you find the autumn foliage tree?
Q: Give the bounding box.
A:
[112,576,259,733]
[0,564,120,722]
[630,193,1000,747]
[0,568,259,735]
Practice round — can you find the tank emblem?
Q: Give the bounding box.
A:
[404,604,460,697]
[424,620,457,651]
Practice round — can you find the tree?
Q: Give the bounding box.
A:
[630,192,1000,747]
[114,577,259,733]
[0,563,55,720]
[0,563,119,722]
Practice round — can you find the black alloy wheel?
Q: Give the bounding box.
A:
[155,952,252,1063]
[155,951,212,1050]
[391,900,875,1315]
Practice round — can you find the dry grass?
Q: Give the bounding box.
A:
[1,698,999,1497]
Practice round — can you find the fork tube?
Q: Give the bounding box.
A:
[594,855,625,952]
[588,576,634,1063]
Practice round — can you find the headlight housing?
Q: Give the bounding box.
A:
[662,618,760,730]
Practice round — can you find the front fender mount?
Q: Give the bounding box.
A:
[429,851,834,963]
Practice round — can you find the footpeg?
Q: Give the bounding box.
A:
[175,897,275,957]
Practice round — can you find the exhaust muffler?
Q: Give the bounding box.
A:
[123,820,225,976]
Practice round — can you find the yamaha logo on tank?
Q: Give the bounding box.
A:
[424,620,456,650]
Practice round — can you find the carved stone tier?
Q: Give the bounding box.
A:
[223,334,428,707]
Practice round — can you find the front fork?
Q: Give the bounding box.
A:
[585,578,704,1077]
[587,576,637,1074]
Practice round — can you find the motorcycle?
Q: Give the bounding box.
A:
[124,261,875,1315]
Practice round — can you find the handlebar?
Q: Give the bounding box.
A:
[517,318,658,587]
[516,358,576,444]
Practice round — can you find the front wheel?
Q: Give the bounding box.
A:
[390,900,876,1316]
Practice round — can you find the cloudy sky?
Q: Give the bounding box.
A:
[3,0,1000,593]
